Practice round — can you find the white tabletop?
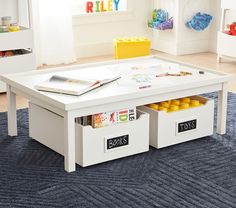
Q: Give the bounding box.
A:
[1,56,231,111]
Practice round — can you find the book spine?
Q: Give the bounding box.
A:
[92,107,136,128]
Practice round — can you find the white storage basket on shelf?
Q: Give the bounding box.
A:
[217,0,236,62]
[29,103,150,167]
[138,96,214,149]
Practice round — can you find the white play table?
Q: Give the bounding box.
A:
[0,56,232,172]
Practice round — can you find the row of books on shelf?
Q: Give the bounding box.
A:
[76,107,136,128]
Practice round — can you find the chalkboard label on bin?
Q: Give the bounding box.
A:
[107,135,129,150]
[178,119,197,133]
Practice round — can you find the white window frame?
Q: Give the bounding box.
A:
[72,0,135,25]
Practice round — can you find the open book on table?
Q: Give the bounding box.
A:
[35,75,121,96]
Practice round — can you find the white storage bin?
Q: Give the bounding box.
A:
[0,28,33,51]
[0,52,36,92]
[138,96,214,149]
[217,32,236,59]
[0,51,35,74]
[29,103,149,167]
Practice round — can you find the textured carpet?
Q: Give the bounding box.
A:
[0,93,236,208]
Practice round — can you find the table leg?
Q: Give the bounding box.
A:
[7,85,17,136]
[64,112,76,172]
[217,83,228,135]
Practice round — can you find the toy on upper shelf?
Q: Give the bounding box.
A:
[225,22,236,36]
[186,12,213,31]
[0,49,25,58]
[0,16,20,33]
[148,9,174,30]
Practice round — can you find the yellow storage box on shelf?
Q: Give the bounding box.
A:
[114,37,151,59]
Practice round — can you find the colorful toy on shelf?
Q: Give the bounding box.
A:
[0,25,8,33]
[0,51,4,57]
[114,37,151,59]
[0,49,25,58]
[186,12,213,31]
[152,9,168,22]
[1,16,12,27]
[157,17,174,30]
[9,23,20,32]
[0,16,21,33]
[148,9,173,30]
[226,22,236,36]
[4,51,14,57]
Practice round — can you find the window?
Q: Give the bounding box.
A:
[72,0,127,15]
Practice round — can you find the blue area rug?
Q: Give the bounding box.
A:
[0,93,236,208]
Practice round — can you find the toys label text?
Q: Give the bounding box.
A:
[178,119,197,133]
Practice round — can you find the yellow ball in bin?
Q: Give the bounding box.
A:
[179,102,190,110]
[161,101,170,108]
[180,97,191,103]
[148,103,159,110]
[190,100,200,107]
[171,100,180,106]
[158,107,168,112]
[168,105,179,112]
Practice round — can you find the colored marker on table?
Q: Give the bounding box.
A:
[139,85,152,89]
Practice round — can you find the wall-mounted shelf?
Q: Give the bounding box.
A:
[0,0,36,92]
[217,0,236,63]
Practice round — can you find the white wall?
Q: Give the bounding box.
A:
[0,0,18,22]
[209,0,221,53]
[73,0,153,58]
[72,0,223,58]
[1,0,224,57]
